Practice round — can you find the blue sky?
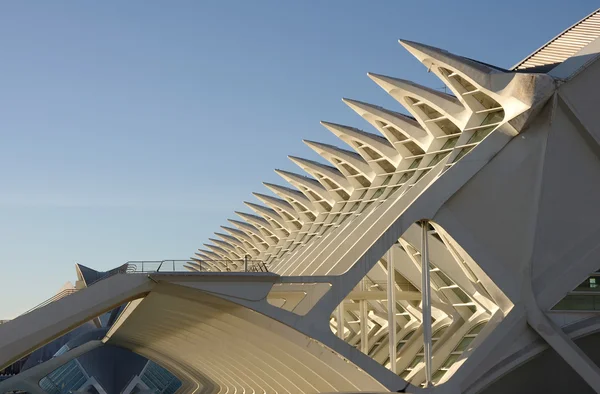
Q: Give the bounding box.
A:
[0,0,597,318]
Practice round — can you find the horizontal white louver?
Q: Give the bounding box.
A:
[514,8,600,70]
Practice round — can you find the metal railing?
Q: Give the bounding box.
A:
[124,259,269,273]
[20,288,78,316]
[125,260,196,273]
[15,259,269,317]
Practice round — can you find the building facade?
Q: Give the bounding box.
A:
[3,8,600,394]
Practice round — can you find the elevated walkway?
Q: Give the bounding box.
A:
[0,273,153,370]
[0,269,403,394]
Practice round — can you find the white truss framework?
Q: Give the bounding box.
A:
[189,37,556,387]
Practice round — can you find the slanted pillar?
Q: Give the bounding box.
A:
[421,220,433,386]
[360,279,369,354]
[386,247,397,374]
[336,302,345,340]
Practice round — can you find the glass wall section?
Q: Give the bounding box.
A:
[400,325,449,380]
[39,360,88,394]
[432,322,487,384]
[553,272,600,311]
[140,361,182,394]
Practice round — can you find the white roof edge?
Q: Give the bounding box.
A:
[512,8,600,71]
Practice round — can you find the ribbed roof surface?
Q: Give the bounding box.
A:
[513,8,600,71]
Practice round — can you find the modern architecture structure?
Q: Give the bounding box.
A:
[3,7,600,394]
[0,266,183,394]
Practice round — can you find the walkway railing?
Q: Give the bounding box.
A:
[17,259,269,317]
[125,260,194,273]
[20,288,78,316]
[124,259,269,273]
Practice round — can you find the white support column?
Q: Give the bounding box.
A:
[336,302,345,340]
[360,278,369,354]
[386,247,398,374]
[421,220,433,387]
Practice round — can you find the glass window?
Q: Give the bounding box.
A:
[428,151,450,167]
[467,127,495,144]
[553,294,598,310]
[397,330,415,352]
[39,360,87,394]
[415,169,430,182]
[431,369,447,384]
[356,176,371,187]
[379,160,396,173]
[442,354,460,369]
[454,336,475,352]
[385,186,401,198]
[574,275,600,292]
[432,322,487,384]
[140,361,182,394]
[399,370,411,379]
[404,141,425,155]
[341,163,358,176]
[362,146,382,160]
[408,356,424,369]
[400,325,449,378]
[453,146,473,163]
[398,171,415,184]
[481,110,504,126]
[403,330,415,340]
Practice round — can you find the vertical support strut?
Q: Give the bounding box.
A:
[336,302,345,340]
[421,220,433,386]
[387,247,397,374]
[360,278,369,354]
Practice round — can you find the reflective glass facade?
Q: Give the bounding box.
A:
[39,360,88,394]
[140,362,181,394]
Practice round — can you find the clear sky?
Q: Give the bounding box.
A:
[0,0,597,318]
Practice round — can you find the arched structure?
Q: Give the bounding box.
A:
[3,8,600,394]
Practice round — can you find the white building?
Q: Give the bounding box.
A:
[2,8,600,394]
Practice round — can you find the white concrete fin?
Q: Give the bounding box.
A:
[226,219,270,250]
[288,156,353,194]
[193,252,212,260]
[275,169,335,207]
[365,74,468,138]
[252,192,304,226]
[234,212,279,245]
[220,225,262,252]
[342,98,431,151]
[182,264,197,272]
[190,256,223,272]
[263,182,316,214]
[368,73,471,140]
[243,202,291,233]
[227,218,260,233]
[193,252,232,270]
[220,225,251,240]
[366,75,464,120]
[320,120,401,167]
[252,192,294,212]
[234,210,272,229]
[398,39,502,90]
[208,238,242,257]
[215,232,251,252]
[190,257,223,271]
[397,39,552,122]
[203,243,233,259]
[304,139,376,181]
